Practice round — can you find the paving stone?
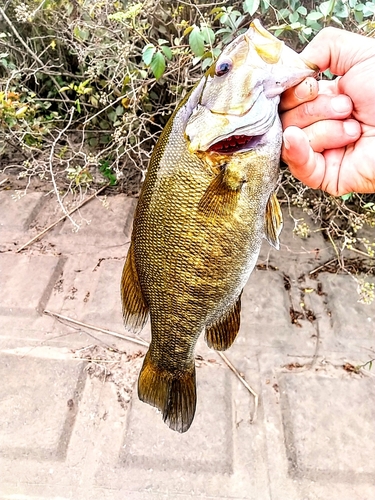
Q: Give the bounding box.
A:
[320,274,375,351]
[258,208,335,278]
[1,191,374,500]
[237,268,318,354]
[52,194,135,252]
[0,191,45,236]
[0,352,86,461]
[0,253,65,334]
[93,358,270,500]
[258,351,375,500]
[279,371,375,482]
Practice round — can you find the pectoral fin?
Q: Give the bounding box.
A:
[264,192,283,249]
[121,242,149,332]
[198,167,244,217]
[205,293,242,351]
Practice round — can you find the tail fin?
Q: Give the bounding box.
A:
[138,351,196,433]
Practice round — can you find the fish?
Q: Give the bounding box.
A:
[121,20,318,433]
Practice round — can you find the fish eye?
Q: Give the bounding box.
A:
[215,58,232,77]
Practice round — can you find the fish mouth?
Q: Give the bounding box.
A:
[208,134,261,154]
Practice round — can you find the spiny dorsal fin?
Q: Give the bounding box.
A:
[138,351,196,433]
[198,167,244,217]
[264,192,283,250]
[205,293,242,351]
[121,242,149,333]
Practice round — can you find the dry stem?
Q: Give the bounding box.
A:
[17,183,109,252]
[216,351,259,423]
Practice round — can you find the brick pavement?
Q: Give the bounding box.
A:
[0,189,374,499]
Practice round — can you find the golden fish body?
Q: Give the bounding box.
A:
[121,21,317,433]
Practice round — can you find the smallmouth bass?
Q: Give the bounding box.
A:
[121,21,317,432]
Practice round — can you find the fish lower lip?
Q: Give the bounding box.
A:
[208,134,261,153]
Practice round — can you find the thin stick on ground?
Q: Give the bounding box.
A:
[16,183,109,253]
[44,310,257,419]
[44,310,149,347]
[0,178,9,186]
[216,351,259,424]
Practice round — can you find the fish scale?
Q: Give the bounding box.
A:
[121,20,318,432]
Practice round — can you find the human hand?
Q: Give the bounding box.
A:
[280,27,375,195]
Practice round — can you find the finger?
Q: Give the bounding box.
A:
[301,27,375,75]
[320,148,347,195]
[281,94,353,129]
[281,126,326,189]
[297,118,361,152]
[279,77,318,112]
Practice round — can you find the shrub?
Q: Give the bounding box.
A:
[0,0,374,298]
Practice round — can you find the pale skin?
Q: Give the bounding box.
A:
[280,27,375,195]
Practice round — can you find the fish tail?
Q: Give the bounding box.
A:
[138,351,196,433]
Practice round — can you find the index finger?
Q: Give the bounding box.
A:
[279,77,318,112]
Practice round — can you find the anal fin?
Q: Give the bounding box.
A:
[264,192,283,249]
[138,351,196,433]
[121,242,149,333]
[205,293,242,351]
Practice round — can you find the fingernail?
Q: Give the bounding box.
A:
[331,95,351,113]
[295,80,311,100]
[343,120,360,137]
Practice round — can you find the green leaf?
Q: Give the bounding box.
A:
[201,26,215,45]
[297,6,307,15]
[364,2,375,16]
[189,27,205,57]
[331,15,344,26]
[107,110,117,122]
[306,11,324,21]
[73,26,90,41]
[115,104,124,116]
[243,0,260,16]
[302,26,312,36]
[202,58,213,71]
[341,192,353,201]
[319,1,332,17]
[150,52,166,79]
[289,12,299,23]
[142,44,156,66]
[161,45,173,60]
[158,38,169,45]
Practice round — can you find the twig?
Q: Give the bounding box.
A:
[309,258,337,275]
[346,247,375,260]
[44,311,258,421]
[16,183,109,252]
[216,351,258,424]
[49,107,80,230]
[0,178,9,186]
[0,6,70,105]
[43,310,149,347]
